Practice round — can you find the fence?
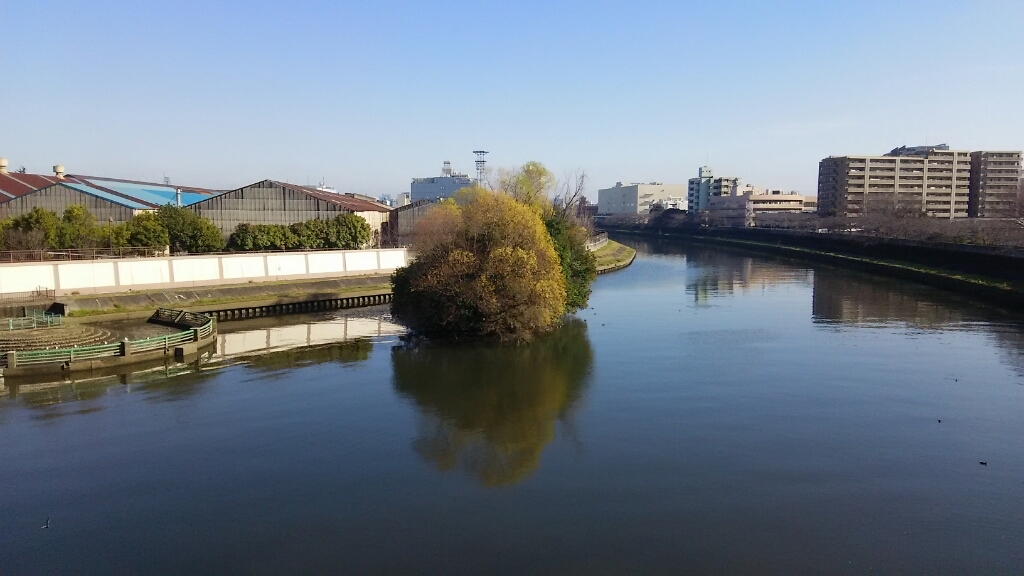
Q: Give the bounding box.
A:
[0,247,168,263]
[1,309,215,370]
[4,310,63,331]
[0,288,55,304]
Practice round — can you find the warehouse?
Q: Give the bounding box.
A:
[188,180,392,240]
[0,171,220,223]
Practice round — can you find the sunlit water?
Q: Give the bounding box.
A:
[2,237,1023,574]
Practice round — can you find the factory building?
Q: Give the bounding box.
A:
[410,161,474,202]
[598,182,689,215]
[188,180,391,239]
[0,163,220,222]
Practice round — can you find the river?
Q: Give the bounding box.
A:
[2,237,1023,574]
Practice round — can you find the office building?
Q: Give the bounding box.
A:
[597,182,689,215]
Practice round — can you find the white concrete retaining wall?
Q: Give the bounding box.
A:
[0,249,409,297]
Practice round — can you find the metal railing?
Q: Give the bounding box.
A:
[1,310,214,369]
[0,247,168,263]
[0,288,56,303]
[4,310,63,331]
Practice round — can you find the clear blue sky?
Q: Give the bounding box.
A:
[2,0,1021,197]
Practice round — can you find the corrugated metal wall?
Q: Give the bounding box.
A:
[0,184,137,223]
[189,181,387,236]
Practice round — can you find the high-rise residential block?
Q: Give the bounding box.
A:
[817,145,972,219]
[969,151,1022,218]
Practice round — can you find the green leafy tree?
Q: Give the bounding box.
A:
[391,187,567,340]
[544,215,597,312]
[156,205,225,253]
[10,207,62,248]
[125,212,170,247]
[0,218,11,250]
[56,205,103,248]
[497,161,557,212]
[328,213,371,249]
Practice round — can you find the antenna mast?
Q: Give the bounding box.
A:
[473,150,489,186]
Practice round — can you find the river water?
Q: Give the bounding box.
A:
[2,237,1023,574]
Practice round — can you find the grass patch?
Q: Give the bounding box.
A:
[66,283,393,318]
[593,240,637,271]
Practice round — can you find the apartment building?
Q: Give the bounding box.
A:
[687,166,739,212]
[817,145,972,219]
[969,151,1022,218]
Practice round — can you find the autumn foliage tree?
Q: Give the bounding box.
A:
[391,187,567,340]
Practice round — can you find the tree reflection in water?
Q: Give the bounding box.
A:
[392,318,593,486]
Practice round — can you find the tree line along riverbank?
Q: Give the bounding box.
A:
[604,227,1024,310]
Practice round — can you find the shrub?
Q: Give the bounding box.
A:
[228,213,371,251]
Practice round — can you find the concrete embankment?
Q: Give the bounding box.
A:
[608,227,1024,309]
[58,274,393,323]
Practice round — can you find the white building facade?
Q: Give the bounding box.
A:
[597,182,689,215]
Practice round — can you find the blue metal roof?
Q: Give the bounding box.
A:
[63,182,152,210]
[82,179,210,207]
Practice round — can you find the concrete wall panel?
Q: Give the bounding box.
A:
[307,253,346,274]
[345,251,378,272]
[59,262,116,291]
[266,254,308,277]
[172,258,221,284]
[378,250,406,269]
[117,260,172,287]
[0,263,56,294]
[221,256,266,280]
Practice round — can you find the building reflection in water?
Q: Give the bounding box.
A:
[812,271,967,327]
[2,308,405,412]
[213,309,405,363]
[392,319,593,487]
